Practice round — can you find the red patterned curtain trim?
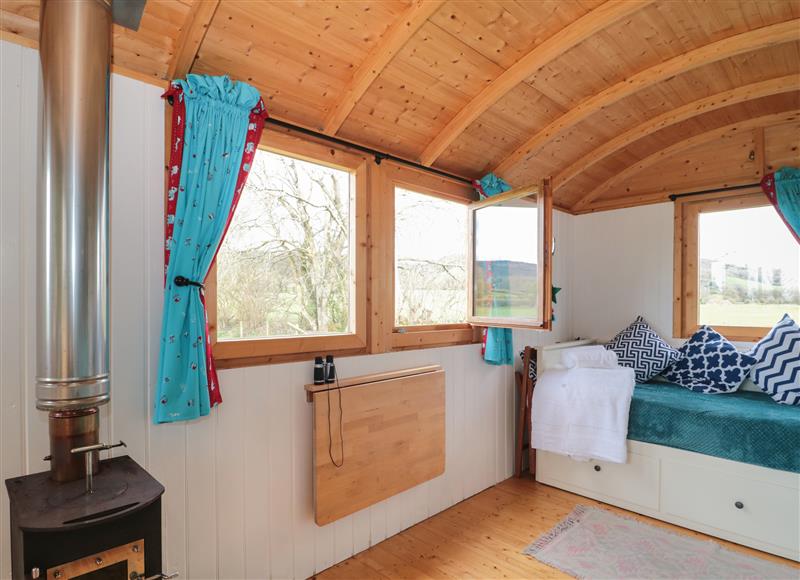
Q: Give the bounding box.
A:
[161,84,268,408]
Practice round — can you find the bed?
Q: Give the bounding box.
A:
[629,382,800,473]
[532,340,800,561]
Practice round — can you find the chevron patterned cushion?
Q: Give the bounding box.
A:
[749,314,800,405]
[604,316,681,383]
[663,326,756,394]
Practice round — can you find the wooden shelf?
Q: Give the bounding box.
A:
[304,364,440,402]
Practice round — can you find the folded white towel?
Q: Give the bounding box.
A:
[532,367,635,463]
[560,345,619,369]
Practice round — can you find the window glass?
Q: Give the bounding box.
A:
[394,188,467,326]
[216,149,353,340]
[698,205,800,327]
[472,202,539,320]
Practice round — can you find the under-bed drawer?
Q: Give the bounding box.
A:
[661,460,800,553]
[537,450,659,509]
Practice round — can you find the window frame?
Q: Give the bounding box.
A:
[673,188,781,342]
[467,180,553,330]
[207,128,369,368]
[371,163,480,353]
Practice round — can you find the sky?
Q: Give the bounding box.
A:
[395,188,467,261]
[475,206,538,264]
[394,191,540,266]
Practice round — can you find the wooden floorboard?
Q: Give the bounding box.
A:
[315,476,799,579]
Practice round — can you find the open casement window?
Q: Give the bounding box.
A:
[674,189,800,342]
[371,163,481,352]
[206,130,368,367]
[468,180,553,330]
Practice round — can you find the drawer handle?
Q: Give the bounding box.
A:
[735,501,744,510]
[594,465,602,472]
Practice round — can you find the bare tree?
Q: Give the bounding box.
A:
[216,153,351,339]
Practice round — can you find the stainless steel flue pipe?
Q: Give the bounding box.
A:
[37,0,112,411]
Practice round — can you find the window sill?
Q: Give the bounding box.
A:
[213,333,367,369]
[214,346,368,370]
[391,325,481,350]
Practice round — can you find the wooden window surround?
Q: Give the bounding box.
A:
[673,188,786,342]
[467,180,553,330]
[371,163,481,354]
[207,128,369,368]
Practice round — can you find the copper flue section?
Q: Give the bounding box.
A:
[48,409,99,482]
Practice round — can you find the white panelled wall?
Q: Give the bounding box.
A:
[0,40,577,579]
[571,203,676,342]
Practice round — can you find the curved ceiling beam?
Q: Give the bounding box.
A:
[321,0,444,135]
[168,0,220,80]
[571,108,800,211]
[417,0,652,166]
[494,18,800,177]
[553,75,800,191]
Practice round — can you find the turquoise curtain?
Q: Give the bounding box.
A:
[761,167,800,244]
[474,173,514,365]
[155,75,264,424]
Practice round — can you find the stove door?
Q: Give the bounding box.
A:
[45,540,144,580]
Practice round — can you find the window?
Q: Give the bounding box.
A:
[468,182,552,329]
[394,187,468,326]
[217,150,354,339]
[674,191,800,341]
[371,163,480,352]
[207,133,368,365]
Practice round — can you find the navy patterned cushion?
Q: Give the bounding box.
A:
[663,326,757,394]
[604,316,681,383]
[749,314,800,405]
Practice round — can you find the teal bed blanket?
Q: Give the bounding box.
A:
[628,382,800,473]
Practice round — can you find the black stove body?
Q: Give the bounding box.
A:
[5,456,164,580]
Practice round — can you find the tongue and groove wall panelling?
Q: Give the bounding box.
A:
[564,91,800,210]
[192,0,410,132]
[569,114,800,214]
[0,0,192,84]
[337,18,504,162]
[765,119,800,170]
[491,3,800,208]
[402,0,605,175]
[0,39,36,580]
[1,1,798,212]
[571,106,800,213]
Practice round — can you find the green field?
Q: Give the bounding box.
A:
[699,303,799,328]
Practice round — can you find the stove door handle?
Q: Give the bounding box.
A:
[139,573,179,580]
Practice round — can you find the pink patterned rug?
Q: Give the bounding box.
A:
[523,505,796,579]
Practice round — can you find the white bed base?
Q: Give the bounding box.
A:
[533,340,800,562]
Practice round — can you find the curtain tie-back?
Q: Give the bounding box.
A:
[173,275,204,290]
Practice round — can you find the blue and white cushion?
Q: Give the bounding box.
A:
[749,314,800,405]
[604,316,681,383]
[663,326,756,394]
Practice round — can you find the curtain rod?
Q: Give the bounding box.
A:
[264,118,474,186]
[668,182,761,201]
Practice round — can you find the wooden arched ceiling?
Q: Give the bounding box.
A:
[572,107,800,210]
[2,0,798,212]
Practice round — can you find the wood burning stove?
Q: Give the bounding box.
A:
[6,456,164,580]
